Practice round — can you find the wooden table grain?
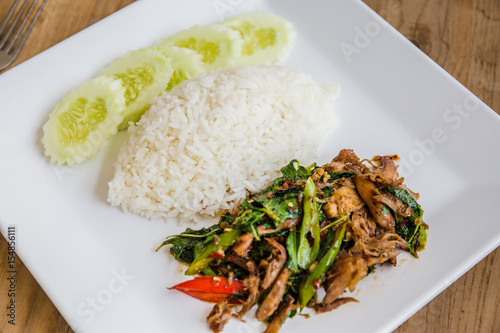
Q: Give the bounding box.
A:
[0,0,498,332]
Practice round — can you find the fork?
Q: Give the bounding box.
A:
[0,0,47,71]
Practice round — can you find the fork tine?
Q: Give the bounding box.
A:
[0,0,30,49]
[9,0,46,57]
[0,0,20,36]
[5,0,39,53]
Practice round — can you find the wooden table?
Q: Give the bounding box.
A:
[0,0,498,332]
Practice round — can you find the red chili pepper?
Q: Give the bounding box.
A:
[391,154,400,160]
[207,249,224,259]
[312,279,321,289]
[169,276,246,304]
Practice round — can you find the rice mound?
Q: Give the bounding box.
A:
[108,65,339,222]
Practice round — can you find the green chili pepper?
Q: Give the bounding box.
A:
[185,228,242,275]
[286,231,299,272]
[299,222,347,306]
[297,177,320,270]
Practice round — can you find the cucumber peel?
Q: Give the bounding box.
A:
[41,76,126,165]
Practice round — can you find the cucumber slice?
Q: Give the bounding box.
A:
[41,76,126,166]
[158,24,243,71]
[220,11,296,65]
[100,48,174,130]
[158,46,206,92]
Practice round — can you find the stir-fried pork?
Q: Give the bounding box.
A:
[260,238,287,289]
[322,257,368,305]
[163,150,427,333]
[257,217,300,235]
[256,268,292,321]
[314,297,358,314]
[233,232,254,257]
[238,275,261,318]
[349,232,408,266]
[346,207,377,240]
[207,301,232,333]
[354,174,395,231]
[323,185,365,219]
[366,155,402,186]
[264,296,299,333]
[331,149,365,172]
[226,255,258,275]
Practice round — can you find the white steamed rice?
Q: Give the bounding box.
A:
[108,65,339,222]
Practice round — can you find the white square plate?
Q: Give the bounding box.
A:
[1,0,499,332]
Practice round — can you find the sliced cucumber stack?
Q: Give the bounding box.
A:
[41,76,126,165]
[41,12,297,166]
[158,46,205,92]
[158,24,243,71]
[100,48,174,130]
[220,11,296,65]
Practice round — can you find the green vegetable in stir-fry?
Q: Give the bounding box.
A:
[297,177,320,270]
